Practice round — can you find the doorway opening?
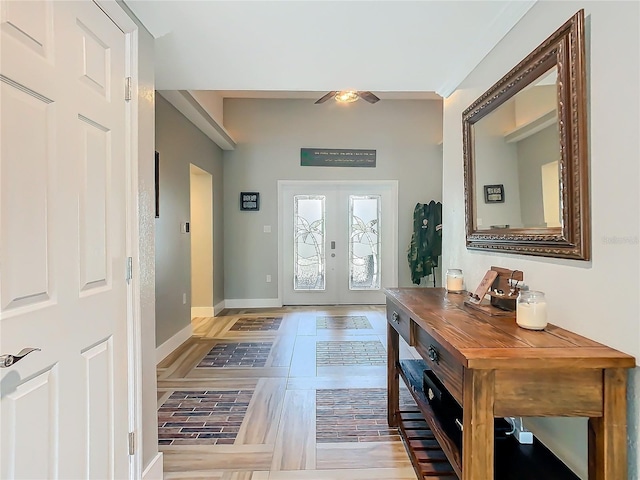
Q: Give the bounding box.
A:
[190,165,214,317]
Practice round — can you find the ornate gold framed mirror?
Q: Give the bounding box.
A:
[463,10,590,260]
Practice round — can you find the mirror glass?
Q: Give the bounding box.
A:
[474,66,560,231]
[463,10,590,260]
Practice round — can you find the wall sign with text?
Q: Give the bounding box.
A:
[240,192,260,211]
[301,148,376,168]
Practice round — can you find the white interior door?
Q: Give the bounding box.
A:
[1,1,130,478]
[280,181,398,305]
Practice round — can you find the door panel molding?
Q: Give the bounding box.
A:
[0,78,54,313]
[3,365,58,479]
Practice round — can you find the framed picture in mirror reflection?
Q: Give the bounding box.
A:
[484,184,504,203]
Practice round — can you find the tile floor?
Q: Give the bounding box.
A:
[316,315,372,330]
[231,317,283,332]
[157,307,444,479]
[315,340,387,366]
[158,390,253,446]
[196,342,274,368]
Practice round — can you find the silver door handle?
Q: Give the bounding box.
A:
[0,348,41,368]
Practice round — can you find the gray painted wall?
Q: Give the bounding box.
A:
[155,95,225,346]
[222,98,443,300]
[442,2,639,478]
[473,101,522,229]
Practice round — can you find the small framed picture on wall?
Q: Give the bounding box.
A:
[240,192,260,211]
[484,184,504,203]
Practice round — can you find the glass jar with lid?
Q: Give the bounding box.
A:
[516,291,547,330]
[445,269,464,293]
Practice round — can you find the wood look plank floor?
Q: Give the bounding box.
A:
[158,306,421,479]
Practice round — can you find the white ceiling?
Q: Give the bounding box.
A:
[125,1,536,98]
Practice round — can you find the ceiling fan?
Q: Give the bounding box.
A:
[315,90,380,104]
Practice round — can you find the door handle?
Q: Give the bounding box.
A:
[330,241,336,250]
[0,348,41,368]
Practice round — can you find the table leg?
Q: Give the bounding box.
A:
[387,322,399,427]
[588,368,628,480]
[462,369,495,480]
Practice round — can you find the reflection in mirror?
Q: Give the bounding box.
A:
[474,67,560,231]
[463,10,590,260]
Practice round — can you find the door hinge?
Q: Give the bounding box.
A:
[128,431,135,456]
[126,257,133,283]
[125,77,132,101]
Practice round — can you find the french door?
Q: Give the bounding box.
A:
[279,181,398,305]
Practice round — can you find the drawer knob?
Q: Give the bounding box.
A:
[427,388,435,401]
[427,345,440,364]
[391,311,400,323]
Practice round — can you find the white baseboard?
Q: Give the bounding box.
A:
[224,298,282,309]
[191,306,214,318]
[214,300,226,316]
[156,323,193,365]
[142,452,163,480]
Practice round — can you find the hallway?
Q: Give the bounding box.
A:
[156,306,451,479]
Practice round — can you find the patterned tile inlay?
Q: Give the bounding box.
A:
[197,342,273,368]
[316,340,386,366]
[316,315,372,330]
[230,316,283,331]
[316,388,416,443]
[158,390,253,445]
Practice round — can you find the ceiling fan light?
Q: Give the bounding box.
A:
[334,90,359,103]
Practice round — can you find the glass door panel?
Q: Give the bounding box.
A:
[294,195,325,290]
[281,181,397,305]
[349,195,381,290]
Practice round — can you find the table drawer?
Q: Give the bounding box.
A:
[414,327,464,405]
[386,302,411,344]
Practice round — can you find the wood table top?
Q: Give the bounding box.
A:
[384,288,635,370]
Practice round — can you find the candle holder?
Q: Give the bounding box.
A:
[446,269,464,293]
[516,291,547,330]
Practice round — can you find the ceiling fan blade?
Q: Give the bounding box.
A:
[359,91,380,104]
[315,91,337,104]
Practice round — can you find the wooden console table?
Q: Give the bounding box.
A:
[385,288,635,480]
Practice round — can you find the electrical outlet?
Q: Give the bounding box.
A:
[505,417,533,444]
[182,293,187,304]
[266,274,272,283]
